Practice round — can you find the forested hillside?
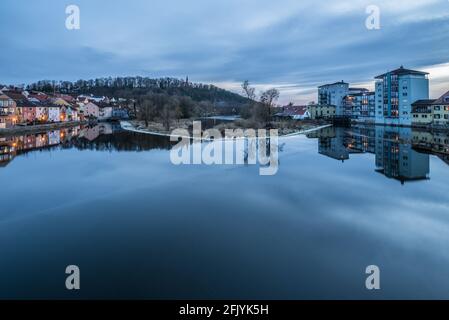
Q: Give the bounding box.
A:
[26,77,248,107]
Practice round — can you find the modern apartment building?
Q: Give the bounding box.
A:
[343,89,375,122]
[344,88,368,117]
[375,66,429,126]
[318,81,349,116]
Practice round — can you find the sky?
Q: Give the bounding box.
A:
[1,0,449,104]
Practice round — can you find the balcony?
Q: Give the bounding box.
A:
[412,107,432,114]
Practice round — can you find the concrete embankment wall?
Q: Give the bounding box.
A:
[0,121,88,137]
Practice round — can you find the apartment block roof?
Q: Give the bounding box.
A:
[411,99,436,106]
[318,80,348,88]
[375,66,429,79]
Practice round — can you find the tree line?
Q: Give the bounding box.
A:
[26,76,249,106]
[136,94,217,130]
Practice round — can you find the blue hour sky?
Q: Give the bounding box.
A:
[1,0,449,104]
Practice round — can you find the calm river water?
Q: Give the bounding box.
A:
[0,122,448,299]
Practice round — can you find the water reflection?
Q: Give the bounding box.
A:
[1,123,448,184]
[307,125,448,184]
[0,122,173,167]
[1,123,449,299]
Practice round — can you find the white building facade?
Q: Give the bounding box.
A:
[84,102,100,118]
[48,106,61,122]
[98,105,113,120]
[318,81,349,116]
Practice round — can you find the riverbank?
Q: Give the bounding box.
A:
[120,119,332,139]
[0,121,88,137]
[351,120,449,132]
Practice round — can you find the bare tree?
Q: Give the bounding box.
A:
[240,81,258,119]
[160,99,177,131]
[241,80,256,101]
[138,99,157,127]
[260,88,280,108]
[260,88,280,125]
[174,105,183,124]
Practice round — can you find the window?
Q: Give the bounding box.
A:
[434,106,441,111]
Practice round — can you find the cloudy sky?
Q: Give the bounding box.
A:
[1,0,449,104]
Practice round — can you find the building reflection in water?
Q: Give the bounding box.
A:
[374,127,429,183]
[2,122,448,184]
[0,136,17,167]
[308,125,449,184]
[0,122,173,168]
[319,127,350,161]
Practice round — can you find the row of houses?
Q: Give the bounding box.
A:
[0,88,129,129]
[316,66,449,128]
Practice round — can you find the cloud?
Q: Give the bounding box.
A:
[1,0,449,103]
[423,62,449,98]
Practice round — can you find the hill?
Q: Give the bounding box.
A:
[26,77,249,107]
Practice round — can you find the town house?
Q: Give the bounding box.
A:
[0,93,17,128]
[432,91,449,127]
[83,102,100,119]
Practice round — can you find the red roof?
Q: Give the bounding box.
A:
[56,94,75,102]
[282,105,309,116]
[2,91,31,107]
[29,93,49,102]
